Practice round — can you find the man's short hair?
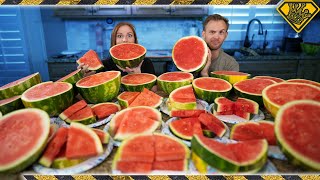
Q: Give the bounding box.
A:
[203,14,229,31]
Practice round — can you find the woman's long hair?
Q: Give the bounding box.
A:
[110,22,138,47]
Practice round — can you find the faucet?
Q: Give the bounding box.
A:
[263,30,269,51]
[244,18,264,48]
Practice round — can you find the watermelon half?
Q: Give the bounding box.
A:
[121,73,157,92]
[157,72,194,95]
[0,72,42,100]
[76,71,121,103]
[0,95,24,115]
[210,71,250,85]
[234,78,275,106]
[262,82,320,117]
[168,85,196,111]
[286,79,320,88]
[21,82,74,116]
[172,36,208,72]
[76,49,104,71]
[110,43,146,68]
[275,100,320,170]
[117,91,140,108]
[0,108,50,173]
[193,77,232,103]
[253,76,285,83]
[191,135,268,173]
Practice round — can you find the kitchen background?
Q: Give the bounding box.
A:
[0,4,319,86]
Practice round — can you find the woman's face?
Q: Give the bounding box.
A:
[116,25,135,45]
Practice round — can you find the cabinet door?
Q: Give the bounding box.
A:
[171,6,208,17]
[48,63,78,81]
[92,6,131,17]
[131,6,170,16]
[297,60,320,82]
[54,7,92,17]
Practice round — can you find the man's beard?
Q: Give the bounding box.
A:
[207,42,221,51]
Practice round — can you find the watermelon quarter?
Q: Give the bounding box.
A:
[0,108,50,173]
[0,72,42,100]
[76,50,104,71]
[110,43,146,68]
[0,95,24,115]
[191,135,268,173]
[121,73,157,92]
[234,78,275,106]
[76,71,121,103]
[168,85,197,111]
[172,36,208,72]
[21,82,74,116]
[193,77,232,103]
[210,71,250,85]
[262,82,320,117]
[157,72,194,94]
[275,100,320,170]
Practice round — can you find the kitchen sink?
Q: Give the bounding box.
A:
[225,49,281,57]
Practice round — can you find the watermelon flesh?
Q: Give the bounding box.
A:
[117,91,140,108]
[170,109,205,118]
[59,100,88,121]
[275,100,320,170]
[77,71,119,87]
[76,50,104,71]
[198,113,226,137]
[22,82,71,101]
[0,108,50,173]
[116,161,152,173]
[157,72,194,95]
[172,36,208,72]
[253,76,285,83]
[38,127,69,167]
[129,88,163,108]
[234,79,275,95]
[92,129,110,144]
[65,106,96,125]
[110,43,146,68]
[168,85,196,111]
[92,103,120,120]
[152,160,187,171]
[66,123,103,159]
[169,117,199,140]
[214,97,234,113]
[287,79,320,88]
[234,98,259,114]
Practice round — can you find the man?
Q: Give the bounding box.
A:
[200,14,239,77]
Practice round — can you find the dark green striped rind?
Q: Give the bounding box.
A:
[57,69,83,85]
[193,86,230,104]
[21,82,74,117]
[0,96,24,115]
[0,73,42,100]
[157,80,192,95]
[122,80,156,92]
[118,99,129,108]
[65,116,96,125]
[234,87,263,106]
[191,135,268,173]
[210,73,250,85]
[169,122,192,140]
[112,55,145,69]
[77,72,121,103]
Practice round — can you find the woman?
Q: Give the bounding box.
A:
[78,22,155,76]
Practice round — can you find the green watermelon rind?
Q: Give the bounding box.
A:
[262,82,320,117]
[117,92,139,108]
[65,115,96,125]
[275,100,320,171]
[121,73,157,92]
[169,120,193,141]
[210,71,250,85]
[51,157,85,169]
[191,135,268,173]
[193,77,232,103]
[109,106,162,138]
[0,72,42,100]
[21,82,74,117]
[168,85,197,111]
[76,71,121,104]
[0,95,24,115]
[157,72,194,95]
[110,43,146,69]
[0,108,50,173]
[172,36,208,72]
[57,69,83,85]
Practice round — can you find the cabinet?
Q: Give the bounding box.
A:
[47,62,78,81]
[239,60,299,79]
[54,6,131,18]
[131,6,208,17]
[297,60,320,82]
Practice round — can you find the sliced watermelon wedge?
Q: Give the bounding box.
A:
[117,91,140,108]
[214,97,234,113]
[129,88,163,108]
[66,122,103,159]
[91,102,120,120]
[92,128,110,144]
[170,109,205,118]
[65,106,96,125]
[59,100,88,121]
[169,117,199,140]
[191,135,268,173]
[198,113,226,137]
[76,50,104,71]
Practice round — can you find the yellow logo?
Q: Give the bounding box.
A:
[277,0,319,33]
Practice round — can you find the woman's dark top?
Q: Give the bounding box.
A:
[100,57,155,76]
